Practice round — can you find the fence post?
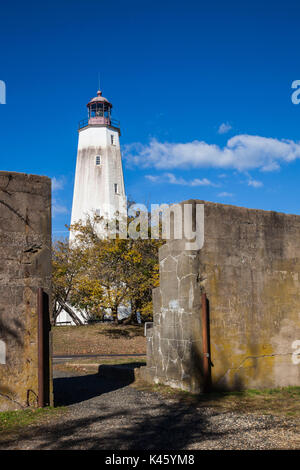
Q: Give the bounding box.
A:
[201,293,211,392]
[37,287,44,407]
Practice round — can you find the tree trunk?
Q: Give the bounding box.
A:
[57,299,84,326]
[123,307,135,325]
[112,307,119,324]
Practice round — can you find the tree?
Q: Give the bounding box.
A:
[52,213,164,324]
[52,238,90,324]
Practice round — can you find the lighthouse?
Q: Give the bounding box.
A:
[70,89,126,240]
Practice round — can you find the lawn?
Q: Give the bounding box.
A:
[54,356,146,375]
[0,407,66,437]
[133,380,300,419]
[52,323,146,356]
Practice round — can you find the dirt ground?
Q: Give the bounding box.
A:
[0,366,299,450]
[1,325,298,450]
[53,323,146,356]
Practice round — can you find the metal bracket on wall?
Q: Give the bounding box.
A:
[144,322,153,337]
[0,339,6,364]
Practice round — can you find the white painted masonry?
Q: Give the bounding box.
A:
[70,124,126,240]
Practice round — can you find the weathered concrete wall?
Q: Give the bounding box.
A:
[0,172,52,410]
[143,200,300,392]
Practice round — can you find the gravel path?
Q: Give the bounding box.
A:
[0,369,299,450]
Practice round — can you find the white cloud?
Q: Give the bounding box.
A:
[218,192,233,197]
[124,135,300,172]
[248,179,263,188]
[218,122,232,134]
[51,178,68,218]
[52,177,65,191]
[52,204,68,216]
[52,198,68,217]
[145,172,216,187]
[145,175,160,183]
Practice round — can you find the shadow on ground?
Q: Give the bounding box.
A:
[54,362,145,406]
[97,327,144,339]
[0,369,296,450]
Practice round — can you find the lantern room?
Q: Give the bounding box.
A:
[87,90,112,126]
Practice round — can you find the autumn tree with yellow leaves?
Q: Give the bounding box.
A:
[52,213,163,324]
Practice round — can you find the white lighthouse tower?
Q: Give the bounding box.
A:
[70,89,126,240]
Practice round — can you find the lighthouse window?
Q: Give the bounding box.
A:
[111,135,116,146]
[96,103,103,117]
[114,183,118,194]
[96,155,101,165]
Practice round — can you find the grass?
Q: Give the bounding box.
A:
[53,352,300,420]
[63,356,146,365]
[0,407,66,436]
[53,323,146,356]
[54,356,146,374]
[97,326,144,339]
[52,324,299,421]
[132,379,300,419]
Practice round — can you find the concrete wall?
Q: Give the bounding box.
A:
[0,172,52,411]
[142,200,300,392]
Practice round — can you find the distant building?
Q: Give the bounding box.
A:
[56,89,127,326]
[70,88,126,240]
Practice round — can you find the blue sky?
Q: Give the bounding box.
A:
[1,0,300,237]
